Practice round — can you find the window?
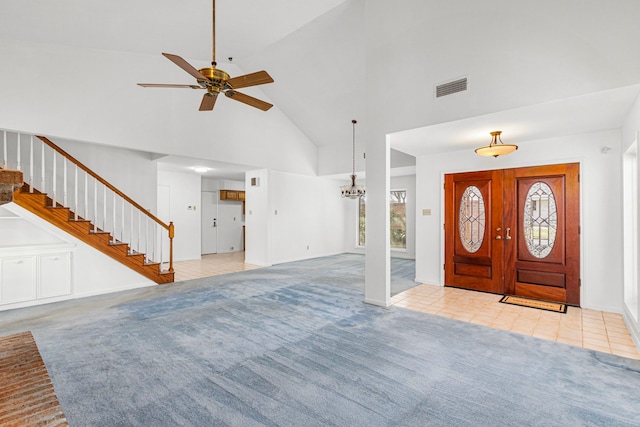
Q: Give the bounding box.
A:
[358,190,407,249]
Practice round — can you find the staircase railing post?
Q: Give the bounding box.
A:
[169,221,174,272]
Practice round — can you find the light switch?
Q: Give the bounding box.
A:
[423,209,432,216]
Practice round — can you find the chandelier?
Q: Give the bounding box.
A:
[475,130,518,158]
[341,120,366,199]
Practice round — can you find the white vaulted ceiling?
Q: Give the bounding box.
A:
[2,0,640,175]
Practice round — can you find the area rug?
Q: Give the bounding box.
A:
[499,295,567,313]
[0,331,68,426]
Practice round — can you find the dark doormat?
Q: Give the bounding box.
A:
[499,295,567,313]
[0,331,68,426]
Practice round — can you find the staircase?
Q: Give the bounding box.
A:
[1,131,174,284]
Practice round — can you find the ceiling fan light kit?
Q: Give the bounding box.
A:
[137,0,274,112]
[475,131,518,158]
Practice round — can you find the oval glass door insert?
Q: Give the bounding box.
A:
[459,185,485,253]
[524,182,557,258]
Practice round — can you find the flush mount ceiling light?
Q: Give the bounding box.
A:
[340,120,365,199]
[475,130,518,158]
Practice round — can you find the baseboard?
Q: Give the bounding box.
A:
[622,307,640,352]
[363,297,390,308]
[415,277,442,286]
[73,280,156,300]
[271,251,344,266]
[0,280,155,312]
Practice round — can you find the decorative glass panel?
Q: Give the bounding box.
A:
[459,186,485,253]
[524,182,557,258]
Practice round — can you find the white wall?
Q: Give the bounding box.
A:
[245,169,270,266]
[1,203,153,311]
[346,174,416,260]
[157,171,201,261]
[53,137,158,213]
[415,129,622,312]
[245,169,348,266]
[362,0,640,144]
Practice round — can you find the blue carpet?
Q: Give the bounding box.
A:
[0,254,639,426]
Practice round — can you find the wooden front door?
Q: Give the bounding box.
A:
[444,163,580,305]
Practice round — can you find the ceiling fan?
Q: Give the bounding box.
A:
[137,0,274,111]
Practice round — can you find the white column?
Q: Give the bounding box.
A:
[364,133,391,307]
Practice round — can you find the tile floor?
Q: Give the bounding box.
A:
[173,254,640,360]
[173,252,261,281]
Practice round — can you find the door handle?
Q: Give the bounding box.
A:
[505,227,512,240]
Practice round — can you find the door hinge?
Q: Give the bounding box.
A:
[443,263,446,270]
[579,226,581,234]
[579,278,582,287]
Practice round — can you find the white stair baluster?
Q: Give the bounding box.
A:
[102,184,106,231]
[63,159,67,207]
[130,205,133,254]
[74,166,78,220]
[159,223,163,271]
[145,216,149,263]
[29,136,33,193]
[84,173,88,220]
[121,198,125,243]
[16,133,21,171]
[2,130,6,168]
[112,192,116,243]
[16,133,22,170]
[138,210,141,257]
[52,151,57,207]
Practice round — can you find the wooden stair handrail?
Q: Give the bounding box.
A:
[38,136,169,230]
[37,135,174,272]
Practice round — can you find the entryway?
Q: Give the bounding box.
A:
[444,163,580,305]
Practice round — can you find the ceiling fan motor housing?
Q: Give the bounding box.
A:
[198,67,230,93]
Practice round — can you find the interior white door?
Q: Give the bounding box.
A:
[201,191,218,255]
[217,200,243,253]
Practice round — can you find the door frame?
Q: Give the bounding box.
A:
[439,160,583,303]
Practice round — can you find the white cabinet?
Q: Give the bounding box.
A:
[1,256,36,304]
[39,253,71,299]
[0,247,73,307]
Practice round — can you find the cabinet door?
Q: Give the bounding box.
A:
[39,253,71,298]
[1,256,36,304]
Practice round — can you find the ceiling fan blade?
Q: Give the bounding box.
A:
[226,71,274,89]
[138,83,202,89]
[162,53,209,81]
[224,90,273,111]
[199,93,218,111]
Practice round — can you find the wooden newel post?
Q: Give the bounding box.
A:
[168,222,175,272]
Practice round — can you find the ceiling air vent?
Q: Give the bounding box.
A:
[435,77,468,98]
